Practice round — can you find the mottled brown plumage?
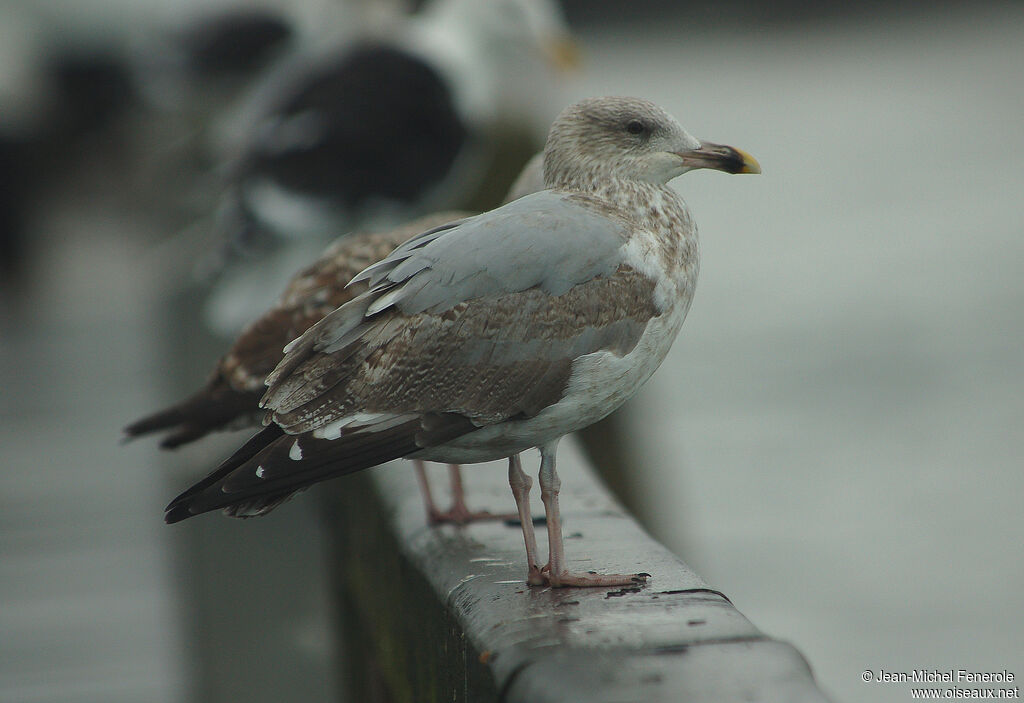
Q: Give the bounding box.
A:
[125,211,468,446]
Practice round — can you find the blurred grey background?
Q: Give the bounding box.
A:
[1,1,1022,702]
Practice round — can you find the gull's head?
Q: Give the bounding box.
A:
[543,96,760,189]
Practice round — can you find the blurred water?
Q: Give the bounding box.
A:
[566,7,1024,702]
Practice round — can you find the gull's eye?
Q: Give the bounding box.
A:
[626,120,647,136]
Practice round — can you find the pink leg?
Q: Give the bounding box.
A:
[414,461,518,526]
[536,441,650,588]
[507,454,544,585]
[413,459,446,524]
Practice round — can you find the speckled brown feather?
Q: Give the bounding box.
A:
[221,211,470,390]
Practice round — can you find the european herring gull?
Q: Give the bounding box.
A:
[165,96,760,588]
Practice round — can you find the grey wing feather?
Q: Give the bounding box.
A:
[349,217,470,287]
[355,190,631,314]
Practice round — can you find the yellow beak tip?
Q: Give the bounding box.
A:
[734,148,762,174]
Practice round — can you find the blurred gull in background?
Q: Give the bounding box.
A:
[195,0,578,334]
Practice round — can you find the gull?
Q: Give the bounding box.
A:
[201,0,577,333]
[165,96,760,588]
[126,155,545,523]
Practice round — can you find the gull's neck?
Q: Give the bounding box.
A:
[558,175,698,280]
[555,174,688,226]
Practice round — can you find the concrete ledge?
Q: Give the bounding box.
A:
[320,439,831,702]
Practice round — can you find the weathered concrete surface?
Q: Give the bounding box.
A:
[321,441,831,702]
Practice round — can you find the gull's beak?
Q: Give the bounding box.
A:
[675,141,761,174]
[543,35,583,73]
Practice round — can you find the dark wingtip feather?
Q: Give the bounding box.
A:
[164,504,195,524]
[124,385,262,450]
[158,426,214,450]
[123,405,189,440]
[163,414,477,523]
[163,424,285,523]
